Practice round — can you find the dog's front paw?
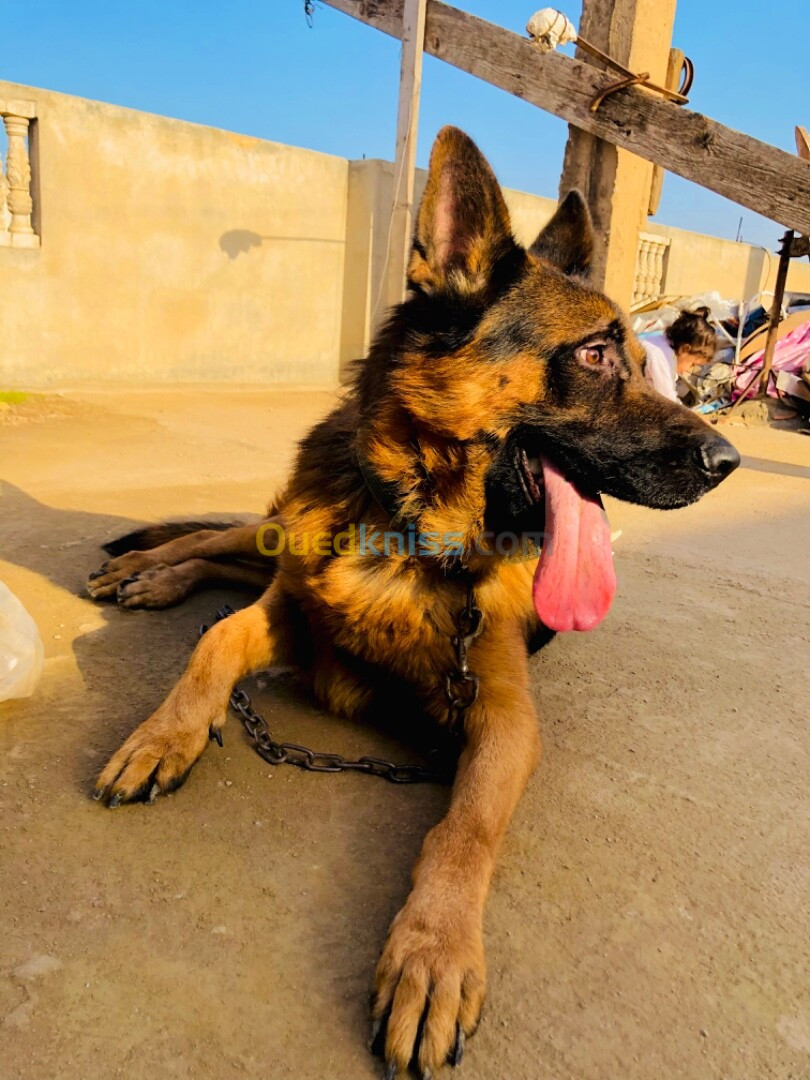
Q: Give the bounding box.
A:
[94,706,218,806]
[372,900,485,1077]
[86,551,156,600]
[115,564,195,609]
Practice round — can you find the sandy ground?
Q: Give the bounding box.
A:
[0,387,808,1080]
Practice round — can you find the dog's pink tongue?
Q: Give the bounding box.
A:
[532,456,616,632]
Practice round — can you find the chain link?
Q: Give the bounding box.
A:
[444,578,484,726]
[199,599,482,786]
[228,683,448,783]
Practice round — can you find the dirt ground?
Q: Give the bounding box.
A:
[1,387,808,1080]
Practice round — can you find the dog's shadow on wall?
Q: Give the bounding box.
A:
[220,229,265,259]
[219,228,343,259]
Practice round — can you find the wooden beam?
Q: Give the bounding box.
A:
[648,47,685,216]
[559,0,677,297]
[386,0,427,308]
[319,0,810,236]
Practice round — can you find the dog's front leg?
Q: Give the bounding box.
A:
[94,584,287,805]
[373,635,540,1077]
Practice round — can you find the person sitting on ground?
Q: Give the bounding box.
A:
[643,306,717,402]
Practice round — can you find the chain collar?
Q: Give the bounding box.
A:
[200,580,484,785]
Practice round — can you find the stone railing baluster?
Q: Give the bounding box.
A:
[0,99,39,249]
[634,232,670,305]
[4,115,35,243]
[633,238,650,305]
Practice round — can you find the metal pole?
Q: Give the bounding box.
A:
[758,230,794,397]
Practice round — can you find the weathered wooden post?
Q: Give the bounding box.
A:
[318,1,810,265]
[386,0,427,308]
[559,0,678,302]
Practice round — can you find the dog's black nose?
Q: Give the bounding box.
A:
[697,436,740,480]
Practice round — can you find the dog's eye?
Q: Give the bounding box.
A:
[577,343,607,368]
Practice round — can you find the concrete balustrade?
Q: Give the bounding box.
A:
[633,231,671,306]
[0,97,38,249]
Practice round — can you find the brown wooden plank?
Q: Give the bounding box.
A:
[320,0,810,235]
[387,0,427,307]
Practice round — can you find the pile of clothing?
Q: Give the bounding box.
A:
[633,290,810,420]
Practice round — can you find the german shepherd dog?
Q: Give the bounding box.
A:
[88,128,739,1077]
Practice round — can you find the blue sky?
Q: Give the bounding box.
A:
[3,1,808,249]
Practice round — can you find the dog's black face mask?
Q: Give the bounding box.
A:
[480,301,739,632]
[478,214,739,537]
[484,310,739,538]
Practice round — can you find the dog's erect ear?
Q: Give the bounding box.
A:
[408,126,517,296]
[529,190,594,277]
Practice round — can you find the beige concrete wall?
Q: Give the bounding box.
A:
[645,220,810,301]
[1,79,807,388]
[0,80,348,386]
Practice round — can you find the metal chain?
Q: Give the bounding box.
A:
[444,578,484,727]
[304,0,315,28]
[199,596,483,785]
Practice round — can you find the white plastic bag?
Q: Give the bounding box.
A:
[0,582,44,702]
[526,9,578,53]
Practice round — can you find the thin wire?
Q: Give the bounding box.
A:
[371,86,415,325]
[749,245,774,303]
[305,0,411,324]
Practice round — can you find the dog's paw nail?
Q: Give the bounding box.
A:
[147,782,160,804]
[88,570,104,581]
[209,727,224,748]
[108,793,122,809]
[117,576,139,591]
[450,1025,465,1067]
[383,1064,397,1080]
[91,788,105,802]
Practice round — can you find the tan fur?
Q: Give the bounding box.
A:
[88,125,736,1076]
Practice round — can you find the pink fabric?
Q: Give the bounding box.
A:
[733,319,810,399]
